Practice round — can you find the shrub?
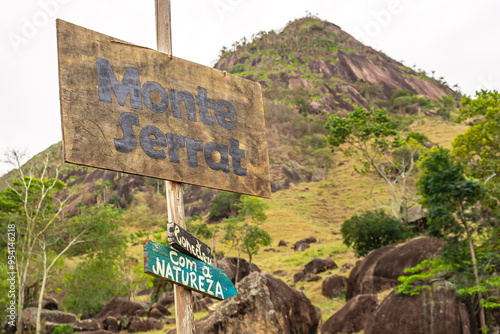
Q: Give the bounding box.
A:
[230,63,246,74]
[63,256,129,318]
[390,89,413,104]
[341,209,407,257]
[406,131,429,144]
[208,191,242,222]
[52,324,75,334]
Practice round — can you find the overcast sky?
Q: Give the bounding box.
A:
[1,0,499,176]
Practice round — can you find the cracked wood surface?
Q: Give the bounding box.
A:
[57,20,270,198]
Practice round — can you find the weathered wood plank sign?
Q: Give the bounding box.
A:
[144,240,237,300]
[57,19,271,198]
[167,222,212,265]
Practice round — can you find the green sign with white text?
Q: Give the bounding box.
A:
[143,240,237,300]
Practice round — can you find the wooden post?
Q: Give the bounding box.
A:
[155,1,195,333]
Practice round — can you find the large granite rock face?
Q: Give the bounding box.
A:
[322,294,379,334]
[183,272,322,334]
[346,237,443,300]
[216,257,261,284]
[95,296,150,320]
[365,288,476,334]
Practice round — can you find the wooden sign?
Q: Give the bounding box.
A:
[167,222,212,265]
[57,20,271,198]
[144,240,237,300]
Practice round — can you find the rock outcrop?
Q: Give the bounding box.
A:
[303,257,337,274]
[322,294,379,334]
[182,272,322,334]
[365,287,475,334]
[346,237,442,300]
[216,257,261,284]
[322,275,348,298]
[128,318,164,333]
[23,307,77,330]
[95,296,150,320]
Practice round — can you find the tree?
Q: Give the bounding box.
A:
[222,195,271,283]
[417,147,492,333]
[63,204,128,316]
[208,191,241,222]
[453,90,500,190]
[324,106,423,219]
[0,151,125,333]
[0,151,77,333]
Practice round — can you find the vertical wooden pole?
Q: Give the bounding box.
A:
[155,1,194,333]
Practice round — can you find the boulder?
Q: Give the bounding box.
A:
[149,303,171,316]
[95,296,150,320]
[346,237,443,300]
[293,271,322,283]
[103,316,119,332]
[70,319,102,332]
[365,288,475,334]
[23,307,76,329]
[293,243,310,252]
[304,258,337,274]
[342,263,353,270]
[322,294,379,334]
[216,257,261,284]
[322,275,348,298]
[183,272,321,334]
[297,236,318,244]
[128,318,163,333]
[193,297,213,313]
[293,237,317,251]
[157,291,175,308]
[278,240,288,247]
[147,308,164,319]
[29,297,59,310]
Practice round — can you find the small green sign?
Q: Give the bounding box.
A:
[144,240,238,300]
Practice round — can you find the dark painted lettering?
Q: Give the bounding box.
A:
[214,100,236,130]
[196,87,215,126]
[186,137,203,167]
[169,89,197,121]
[204,142,229,173]
[229,138,247,176]
[114,112,139,153]
[140,126,167,160]
[96,58,142,110]
[142,81,169,113]
[166,134,185,163]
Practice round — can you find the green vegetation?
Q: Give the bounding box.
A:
[51,324,76,334]
[396,92,500,333]
[208,191,242,222]
[223,196,271,267]
[325,106,423,219]
[341,209,407,257]
[63,205,129,318]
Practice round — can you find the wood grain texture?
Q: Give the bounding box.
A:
[168,222,212,265]
[155,2,194,331]
[57,19,271,198]
[165,180,194,333]
[144,240,238,300]
[155,0,172,55]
